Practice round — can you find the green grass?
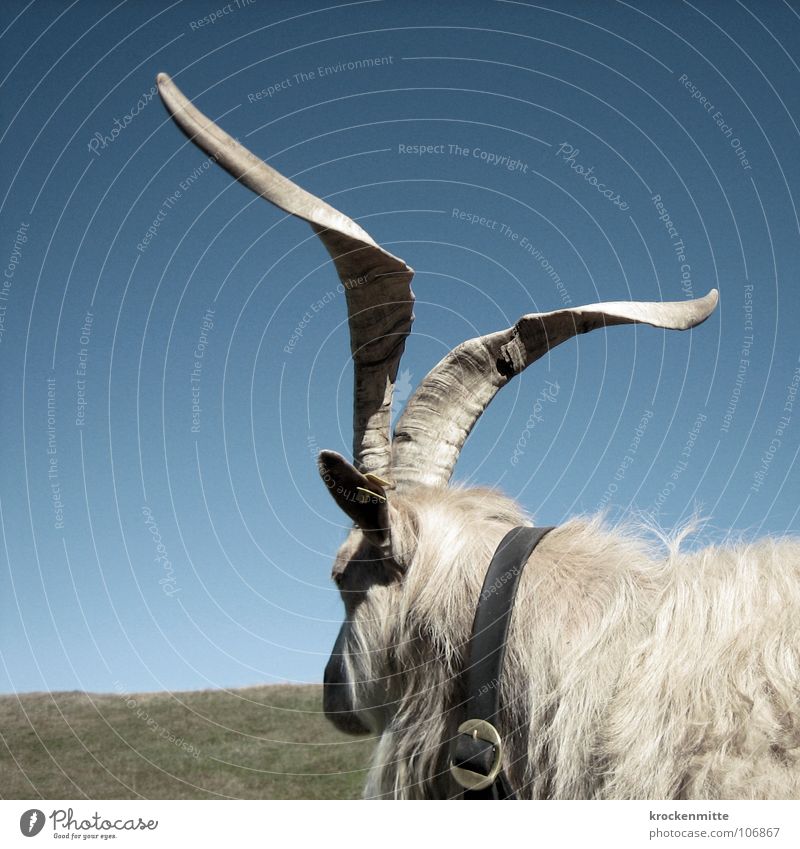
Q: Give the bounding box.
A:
[0,685,374,799]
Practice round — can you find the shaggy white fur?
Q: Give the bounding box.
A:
[335,486,800,799]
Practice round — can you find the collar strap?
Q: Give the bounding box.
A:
[450,525,554,799]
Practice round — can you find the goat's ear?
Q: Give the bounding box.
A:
[317,450,390,544]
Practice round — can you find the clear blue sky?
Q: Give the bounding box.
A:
[1,0,799,694]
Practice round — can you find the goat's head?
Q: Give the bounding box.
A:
[156,73,719,738]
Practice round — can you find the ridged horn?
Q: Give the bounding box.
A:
[391,289,719,489]
[156,73,414,478]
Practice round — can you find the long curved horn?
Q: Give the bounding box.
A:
[391,289,719,489]
[156,73,414,477]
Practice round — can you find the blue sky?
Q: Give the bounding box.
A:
[1,0,799,694]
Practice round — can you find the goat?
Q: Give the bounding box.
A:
[156,73,800,799]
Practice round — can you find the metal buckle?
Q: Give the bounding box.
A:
[449,718,503,791]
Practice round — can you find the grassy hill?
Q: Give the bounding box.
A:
[0,685,374,799]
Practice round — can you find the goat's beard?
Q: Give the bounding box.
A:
[360,638,464,799]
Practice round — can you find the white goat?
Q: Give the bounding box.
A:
[157,73,800,799]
